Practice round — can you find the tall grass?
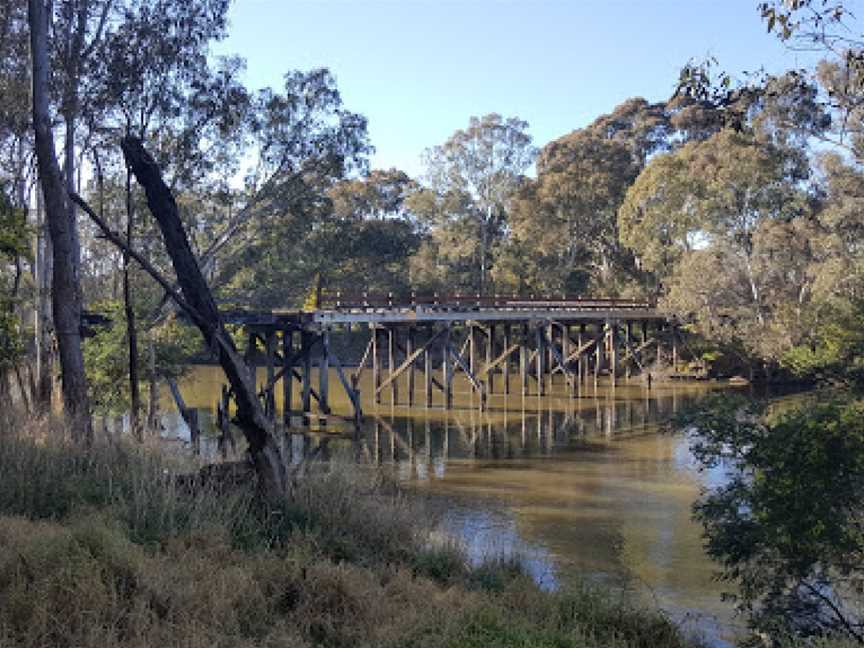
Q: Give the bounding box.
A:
[0,413,711,648]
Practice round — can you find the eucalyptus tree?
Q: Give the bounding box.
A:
[497,98,668,296]
[586,97,670,164]
[619,128,813,373]
[759,0,864,162]
[418,114,536,294]
[51,0,114,270]
[0,0,53,406]
[211,69,372,307]
[507,131,640,295]
[325,169,421,295]
[407,186,482,293]
[28,0,92,439]
[328,168,418,221]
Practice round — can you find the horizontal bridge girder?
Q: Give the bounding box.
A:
[313,307,662,326]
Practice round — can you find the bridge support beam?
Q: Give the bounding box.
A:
[578,324,585,384]
[503,324,511,395]
[541,322,577,390]
[625,322,632,381]
[594,324,602,386]
[407,327,416,406]
[372,326,380,405]
[443,326,453,409]
[519,324,528,397]
[388,327,398,404]
[562,324,572,394]
[424,339,432,407]
[319,328,330,415]
[282,329,293,426]
[265,331,276,417]
[535,324,545,396]
[301,331,313,422]
[487,324,495,394]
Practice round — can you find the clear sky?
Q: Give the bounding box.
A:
[213,0,825,178]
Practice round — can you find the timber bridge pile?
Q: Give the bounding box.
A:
[218,292,693,426]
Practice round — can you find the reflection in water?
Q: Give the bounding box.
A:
[164,367,741,646]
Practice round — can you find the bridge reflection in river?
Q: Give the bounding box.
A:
[158,366,739,647]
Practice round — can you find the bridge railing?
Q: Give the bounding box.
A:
[319,291,656,311]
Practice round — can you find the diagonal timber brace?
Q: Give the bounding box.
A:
[478,343,520,377]
[375,328,446,396]
[539,326,577,388]
[448,343,487,408]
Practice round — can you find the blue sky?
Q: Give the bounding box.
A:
[213,1,824,178]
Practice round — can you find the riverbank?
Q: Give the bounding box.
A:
[2,413,855,648]
[0,413,704,648]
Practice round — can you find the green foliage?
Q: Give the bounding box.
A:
[83,302,200,414]
[0,298,23,372]
[506,130,641,295]
[412,113,536,293]
[678,394,864,641]
[782,304,864,386]
[619,128,817,372]
[219,205,420,308]
[0,194,28,262]
[0,192,28,373]
[759,1,854,45]
[329,168,418,221]
[206,69,378,308]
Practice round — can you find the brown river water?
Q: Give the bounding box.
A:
[160,366,750,646]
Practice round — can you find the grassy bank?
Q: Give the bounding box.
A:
[0,415,735,647]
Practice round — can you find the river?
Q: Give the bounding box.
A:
[162,365,745,646]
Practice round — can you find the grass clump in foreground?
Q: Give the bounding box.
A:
[0,416,704,648]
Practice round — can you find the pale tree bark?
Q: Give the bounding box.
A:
[33,185,54,407]
[28,0,92,440]
[59,0,112,278]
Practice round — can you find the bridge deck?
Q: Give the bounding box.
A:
[312,304,662,326]
[219,296,663,330]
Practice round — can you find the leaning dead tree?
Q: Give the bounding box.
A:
[72,136,287,498]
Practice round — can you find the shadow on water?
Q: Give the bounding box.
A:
[159,368,758,646]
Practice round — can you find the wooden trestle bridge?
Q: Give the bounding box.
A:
[225,293,685,427]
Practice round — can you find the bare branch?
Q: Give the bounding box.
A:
[69,191,207,329]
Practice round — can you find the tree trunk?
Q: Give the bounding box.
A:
[146,341,159,433]
[480,206,490,295]
[28,0,92,440]
[34,184,53,409]
[124,169,141,440]
[120,136,286,497]
[64,112,81,276]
